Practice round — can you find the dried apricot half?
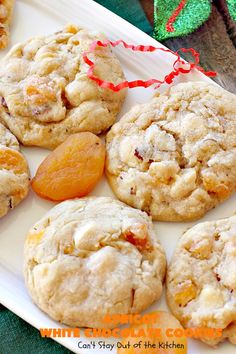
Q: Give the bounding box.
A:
[31,132,105,201]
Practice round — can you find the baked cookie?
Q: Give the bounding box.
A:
[0,122,29,218]
[0,0,14,49]
[0,24,126,149]
[106,82,236,221]
[24,197,166,328]
[166,215,236,346]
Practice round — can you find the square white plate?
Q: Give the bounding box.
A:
[0,1,235,353]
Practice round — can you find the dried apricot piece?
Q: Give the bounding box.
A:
[24,76,57,105]
[123,223,150,251]
[174,280,197,307]
[124,230,148,251]
[31,132,105,201]
[26,230,45,245]
[202,173,231,199]
[0,148,28,174]
[117,311,187,354]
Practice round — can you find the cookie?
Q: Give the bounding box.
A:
[0,24,126,149]
[0,122,29,218]
[106,81,236,221]
[0,0,14,49]
[166,215,236,346]
[24,197,166,328]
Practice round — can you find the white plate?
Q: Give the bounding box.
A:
[0,1,235,353]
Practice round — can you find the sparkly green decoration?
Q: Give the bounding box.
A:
[154,0,212,41]
[227,0,236,21]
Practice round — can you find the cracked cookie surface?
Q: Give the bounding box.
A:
[0,24,126,149]
[24,197,166,328]
[0,122,29,218]
[166,215,236,346]
[106,81,236,221]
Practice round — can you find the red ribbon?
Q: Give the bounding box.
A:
[166,0,187,32]
[82,39,217,92]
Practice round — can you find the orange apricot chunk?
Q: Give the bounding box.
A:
[31,132,105,201]
[117,311,187,354]
[123,224,150,251]
[0,148,28,174]
[124,230,148,251]
[26,230,45,245]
